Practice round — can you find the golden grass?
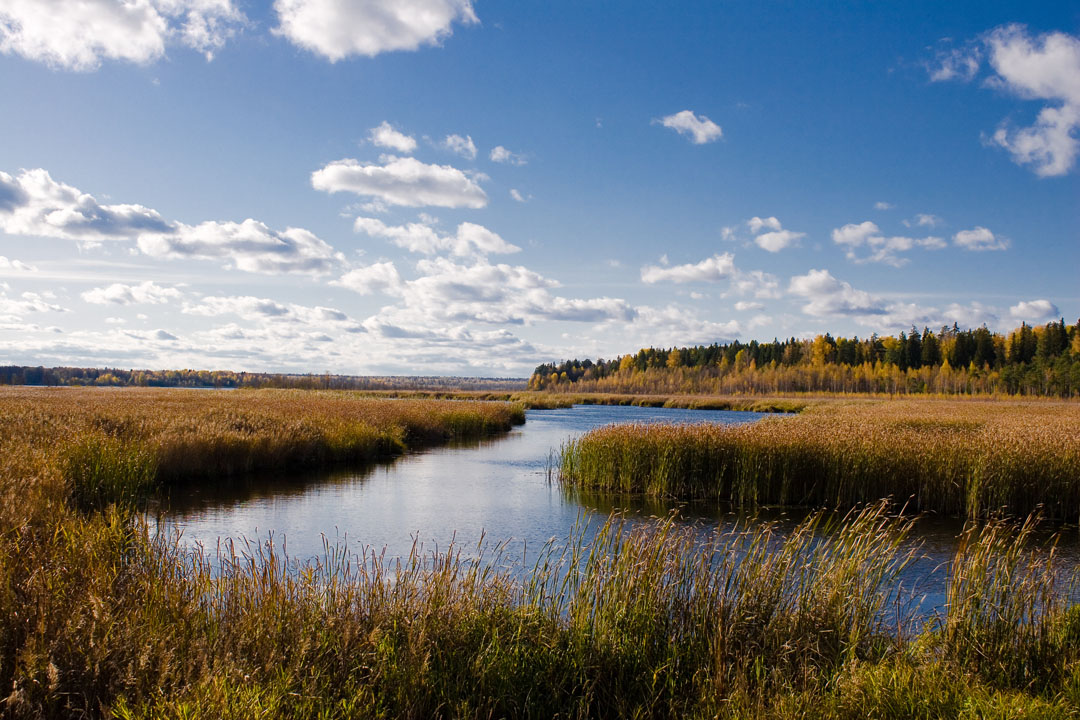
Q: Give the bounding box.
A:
[560,397,1080,521]
[0,386,524,517]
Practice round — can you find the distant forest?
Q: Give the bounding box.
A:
[530,320,1080,397]
[0,366,527,391]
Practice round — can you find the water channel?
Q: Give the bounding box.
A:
[161,404,1080,616]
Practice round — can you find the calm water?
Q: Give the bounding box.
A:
[160,404,1080,615]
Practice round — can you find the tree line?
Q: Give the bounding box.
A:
[529,320,1080,397]
[0,366,526,391]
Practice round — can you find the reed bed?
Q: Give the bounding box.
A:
[561,398,1080,521]
[0,386,524,514]
[3,500,1078,718]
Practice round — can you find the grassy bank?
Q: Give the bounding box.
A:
[560,398,1080,521]
[4,501,1079,718]
[0,386,524,514]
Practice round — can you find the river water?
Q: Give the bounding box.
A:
[160,404,1080,615]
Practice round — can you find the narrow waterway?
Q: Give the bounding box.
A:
[160,404,1080,616]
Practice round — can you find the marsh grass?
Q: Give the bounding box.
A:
[560,398,1080,521]
[0,386,523,511]
[2,502,1078,718]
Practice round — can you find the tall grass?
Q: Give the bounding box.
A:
[560,398,1080,521]
[2,502,1077,718]
[0,386,524,510]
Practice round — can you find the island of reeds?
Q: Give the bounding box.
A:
[559,397,1080,522]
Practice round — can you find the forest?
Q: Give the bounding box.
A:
[530,319,1080,396]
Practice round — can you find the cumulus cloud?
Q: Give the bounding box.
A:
[82,280,183,305]
[788,269,885,317]
[943,301,999,328]
[742,216,805,253]
[443,134,477,160]
[874,201,895,210]
[0,168,173,246]
[641,253,736,284]
[728,269,781,299]
[139,219,344,274]
[0,288,66,317]
[747,216,781,233]
[183,294,362,330]
[734,301,764,312]
[369,121,417,153]
[658,110,723,144]
[354,217,519,256]
[931,25,1080,177]
[489,145,526,165]
[0,255,35,272]
[1010,299,1059,322]
[272,0,477,61]
[913,213,943,228]
[0,168,342,274]
[953,226,1008,251]
[355,257,636,327]
[0,0,244,70]
[312,156,488,208]
[332,262,403,296]
[831,220,944,266]
[509,188,526,203]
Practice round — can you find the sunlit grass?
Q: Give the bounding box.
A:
[560,398,1080,521]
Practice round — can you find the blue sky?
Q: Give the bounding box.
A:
[0,1,1077,376]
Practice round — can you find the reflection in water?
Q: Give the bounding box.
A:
[160,404,1080,616]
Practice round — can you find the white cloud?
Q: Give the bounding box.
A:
[489,145,526,165]
[913,213,943,228]
[82,280,183,305]
[928,45,981,82]
[443,134,477,160]
[0,255,35,272]
[592,303,740,349]
[874,201,895,210]
[0,168,342,274]
[272,0,476,62]
[931,25,1080,177]
[658,110,723,144]
[0,288,66,317]
[312,156,488,208]
[332,262,403,296]
[509,188,526,203]
[831,220,943,266]
[728,269,781,299]
[734,301,764,312]
[139,219,344,274]
[788,269,885,317]
[754,229,805,253]
[0,0,244,70]
[353,216,520,256]
[1010,299,1059,322]
[943,301,999,328]
[985,25,1080,177]
[0,168,341,274]
[369,121,417,153]
[641,253,736,284]
[953,226,1008,251]
[831,221,880,247]
[744,216,805,253]
[747,216,781,233]
[0,168,173,245]
[183,295,362,330]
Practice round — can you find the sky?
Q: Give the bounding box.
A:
[0,1,1077,377]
